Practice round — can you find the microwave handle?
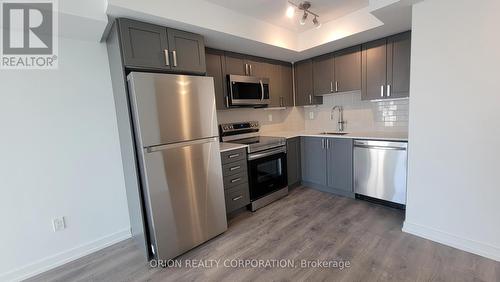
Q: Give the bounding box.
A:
[259,80,264,101]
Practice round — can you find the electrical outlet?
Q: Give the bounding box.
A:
[268,114,273,122]
[309,111,314,120]
[52,217,65,232]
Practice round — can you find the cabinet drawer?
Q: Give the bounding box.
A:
[220,148,247,165]
[224,183,250,213]
[223,172,247,189]
[222,160,247,177]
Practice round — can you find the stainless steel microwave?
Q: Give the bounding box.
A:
[227,75,270,107]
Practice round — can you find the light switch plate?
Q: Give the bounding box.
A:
[268,114,273,122]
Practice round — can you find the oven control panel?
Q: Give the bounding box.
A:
[220,121,260,134]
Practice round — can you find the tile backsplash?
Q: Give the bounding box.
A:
[304,91,409,132]
[217,107,305,134]
[217,91,409,133]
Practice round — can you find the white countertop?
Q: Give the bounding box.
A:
[219,142,249,153]
[262,130,408,141]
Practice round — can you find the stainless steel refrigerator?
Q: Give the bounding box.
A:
[127,72,227,261]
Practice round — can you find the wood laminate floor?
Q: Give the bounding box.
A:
[28,186,500,282]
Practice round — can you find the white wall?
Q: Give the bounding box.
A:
[403,0,500,261]
[0,37,130,281]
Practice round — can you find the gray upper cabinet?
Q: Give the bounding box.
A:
[362,31,411,100]
[245,58,270,77]
[269,62,294,108]
[387,31,411,98]
[287,137,301,186]
[362,38,388,100]
[225,52,247,76]
[219,51,294,108]
[280,63,294,107]
[295,59,322,106]
[117,18,206,74]
[326,138,353,193]
[205,48,226,110]
[313,53,334,95]
[301,137,327,186]
[118,19,169,70]
[167,29,206,74]
[268,63,282,107]
[334,45,361,92]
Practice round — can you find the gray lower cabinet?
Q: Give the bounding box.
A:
[286,137,301,186]
[117,18,206,74]
[326,138,353,193]
[301,137,327,185]
[301,137,353,197]
[221,148,250,213]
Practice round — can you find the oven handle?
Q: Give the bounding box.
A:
[248,147,286,160]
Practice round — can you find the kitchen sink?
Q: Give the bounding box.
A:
[319,132,349,136]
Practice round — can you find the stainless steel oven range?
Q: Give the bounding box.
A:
[220,121,288,211]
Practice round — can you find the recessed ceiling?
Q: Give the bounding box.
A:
[205,0,369,32]
[106,0,416,61]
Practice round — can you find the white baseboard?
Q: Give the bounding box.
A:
[403,221,500,262]
[0,228,131,282]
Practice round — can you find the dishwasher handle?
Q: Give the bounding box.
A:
[354,144,406,151]
[354,140,407,150]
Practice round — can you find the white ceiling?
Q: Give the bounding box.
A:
[204,0,369,32]
[105,0,421,61]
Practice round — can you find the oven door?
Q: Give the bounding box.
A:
[247,147,287,200]
[228,75,270,106]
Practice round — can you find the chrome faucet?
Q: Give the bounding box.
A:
[331,105,346,132]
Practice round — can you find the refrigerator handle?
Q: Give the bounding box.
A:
[145,137,219,153]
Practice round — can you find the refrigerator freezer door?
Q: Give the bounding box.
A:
[128,72,219,147]
[138,137,227,260]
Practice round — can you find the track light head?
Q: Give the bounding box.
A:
[313,16,321,28]
[299,11,308,25]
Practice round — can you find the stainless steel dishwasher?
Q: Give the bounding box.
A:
[353,140,408,205]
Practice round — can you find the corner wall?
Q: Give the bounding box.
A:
[403,0,500,261]
[0,37,131,281]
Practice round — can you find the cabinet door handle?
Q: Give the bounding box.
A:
[309,94,312,104]
[387,84,391,97]
[321,139,325,149]
[380,85,384,98]
[230,178,241,183]
[232,195,243,201]
[172,50,178,67]
[164,49,170,66]
[335,81,339,92]
[225,96,229,108]
[229,166,241,171]
[228,153,240,159]
[245,64,248,75]
[330,81,333,93]
[249,64,253,76]
[326,139,330,149]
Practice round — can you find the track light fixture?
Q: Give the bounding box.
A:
[287,1,320,28]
